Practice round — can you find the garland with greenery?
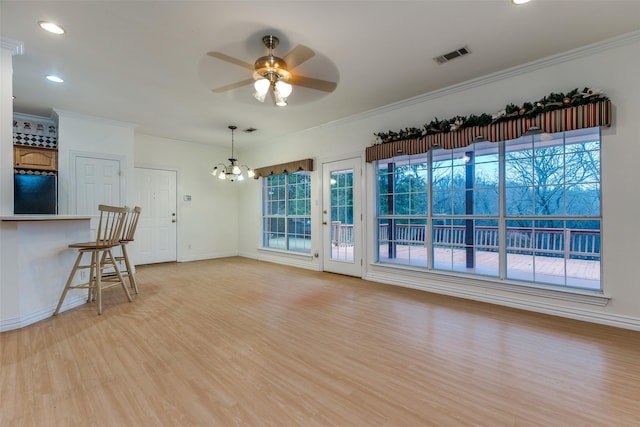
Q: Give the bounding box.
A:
[373,87,609,144]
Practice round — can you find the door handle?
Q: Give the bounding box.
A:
[172,219,177,223]
[323,221,327,225]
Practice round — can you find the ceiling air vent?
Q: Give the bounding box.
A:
[433,46,470,64]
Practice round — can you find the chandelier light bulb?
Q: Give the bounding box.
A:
[247,169,255,178]
[232,165,241,175]
[218,171,226,180]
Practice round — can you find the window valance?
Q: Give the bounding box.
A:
[253,158,314,179]
[366,100,611,163]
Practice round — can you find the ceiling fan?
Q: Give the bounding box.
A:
[207,35,337,106]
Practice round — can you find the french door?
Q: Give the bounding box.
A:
[322,158,362,277]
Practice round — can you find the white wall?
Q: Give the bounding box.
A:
[0,44,16,322]
[134,133,240,261]
[236,34,640,330]
[54,109,136,214]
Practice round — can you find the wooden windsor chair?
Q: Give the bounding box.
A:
[53,204,133,316]
[106,206,141,294]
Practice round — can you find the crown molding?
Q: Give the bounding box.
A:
[53,108,138,129]
[0,37,24,55]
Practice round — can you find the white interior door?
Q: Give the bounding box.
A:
[134,167,177,265]
[74,155,123,238]
[322,158,362,277]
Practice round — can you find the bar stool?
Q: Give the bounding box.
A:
[114,206,141,294]
[54,204,133,316]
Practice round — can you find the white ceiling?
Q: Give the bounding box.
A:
[3,1,640,148]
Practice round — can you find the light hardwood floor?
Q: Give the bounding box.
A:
[1,257,639,426]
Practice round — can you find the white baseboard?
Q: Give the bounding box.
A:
[239,250,321,271]
[365,270,640,331]
[0,294,86,333]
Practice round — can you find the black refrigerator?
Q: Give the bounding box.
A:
[14,174,57,214]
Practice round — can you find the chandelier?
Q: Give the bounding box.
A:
[211,125,255,182]
[252,36,293,107]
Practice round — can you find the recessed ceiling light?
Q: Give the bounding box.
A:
[512,0,532,4]
[45,75,64,83]
[38,21,65,35]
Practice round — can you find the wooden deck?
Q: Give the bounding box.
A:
[377,245,600,290]
[328,243,600,290]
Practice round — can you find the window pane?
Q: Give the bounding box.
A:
[475,162,499,188]
[506,220,534,282]
[566,183,600,216]
[506,186,533,216]
[432,191,451,215]
[474,188,499,216]
[432,218,454,270]
[473,219,499,277]
[533,155,564,186]
[566,219,601,289]
[534,185,564,216]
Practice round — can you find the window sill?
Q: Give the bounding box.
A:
[257,247,314,259]
[368,262,610,306]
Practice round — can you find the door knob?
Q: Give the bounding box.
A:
[172,219,176,223]
[323,221,327,225]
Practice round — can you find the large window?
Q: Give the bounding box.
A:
[262,171,311,253]
[375,127,601,291]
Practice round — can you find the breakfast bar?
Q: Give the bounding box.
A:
[0,215,91,331]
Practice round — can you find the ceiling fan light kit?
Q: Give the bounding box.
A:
[253,36,292,106]
[208,34,337,107]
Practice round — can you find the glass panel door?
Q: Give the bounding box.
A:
[322,158,362,277]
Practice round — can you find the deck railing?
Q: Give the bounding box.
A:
[372,223,600,260]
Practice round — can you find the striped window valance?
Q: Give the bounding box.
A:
[253,158,314,179]
[366,100,612,163]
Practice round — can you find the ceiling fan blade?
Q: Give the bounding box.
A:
[283,45,315,70]
[207,52,254,71]
[211,78,254,93]
[289,75,337,93]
